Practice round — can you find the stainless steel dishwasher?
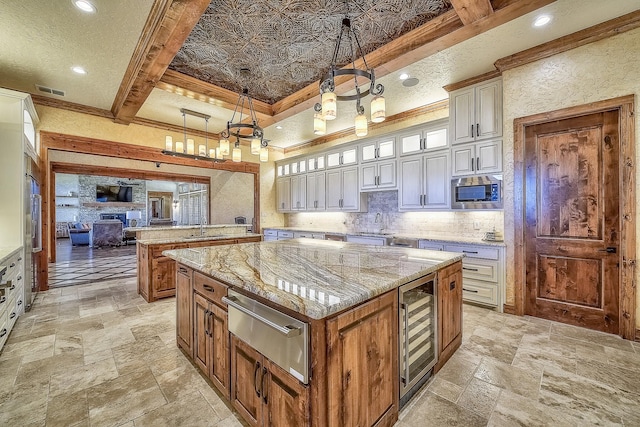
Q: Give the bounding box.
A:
[223,290,309,384]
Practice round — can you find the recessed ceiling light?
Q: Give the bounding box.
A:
[73,0,96,13]
[71,66,87,75]
[399,73,409,80]
[402,77,419,87]
[533,15,551,27]
[276,125,283,130]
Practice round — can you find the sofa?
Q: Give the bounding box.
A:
[91,220,123,247]
[67,222,90,246]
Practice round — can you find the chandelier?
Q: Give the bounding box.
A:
[219,84,268,163]
[313,16,385,137]
[162,108,226,162]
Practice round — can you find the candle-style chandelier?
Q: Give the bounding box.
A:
[313,14,385,138]
[162,108,226,162]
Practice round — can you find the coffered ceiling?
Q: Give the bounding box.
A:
[170,0,453,104]
[1,0,639,151]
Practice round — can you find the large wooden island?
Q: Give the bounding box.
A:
[164,238,464,426]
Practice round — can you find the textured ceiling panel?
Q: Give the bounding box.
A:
[169,0,452,103]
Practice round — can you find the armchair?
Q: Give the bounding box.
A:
[67,222,90,246]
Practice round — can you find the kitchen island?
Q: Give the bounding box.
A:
[128,224,261,302]
[164,239,463,426]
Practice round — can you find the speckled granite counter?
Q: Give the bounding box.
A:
[164,238,463,319]
[137,233,262,246]
[263,227,506,247]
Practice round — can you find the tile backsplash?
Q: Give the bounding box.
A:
[286,191,503,239]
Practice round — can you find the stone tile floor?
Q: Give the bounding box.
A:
[1,276,639,426]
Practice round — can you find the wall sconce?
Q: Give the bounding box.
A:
[173,200,179,209]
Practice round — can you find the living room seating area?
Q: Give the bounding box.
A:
[65,220,126,247]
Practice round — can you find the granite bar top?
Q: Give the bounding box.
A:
[264,227,505,247]
[137,233,262,246]
[0,246,22,263]
[125,224,251,232]
[164,238,463,320]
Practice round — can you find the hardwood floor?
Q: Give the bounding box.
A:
[54,237,136,262]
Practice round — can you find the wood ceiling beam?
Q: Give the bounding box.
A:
[450,0,494,25]
[159,70,273,118]
[495,9,640,72]
[111,0,211,125]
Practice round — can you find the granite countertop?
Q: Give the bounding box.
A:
[164,238,464,320]
[137,233,262,245]
[0,246,22,263]
[263,227,506,247]
[125,224,251,232]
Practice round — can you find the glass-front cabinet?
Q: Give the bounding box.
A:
[399,120,448,156]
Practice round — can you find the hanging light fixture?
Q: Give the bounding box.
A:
[162,108,225,162]
[313,14,385,136]
[219,70,269,162]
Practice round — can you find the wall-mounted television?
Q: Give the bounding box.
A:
[96,185,133,202]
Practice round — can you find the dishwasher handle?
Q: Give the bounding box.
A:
[222,296,302,338]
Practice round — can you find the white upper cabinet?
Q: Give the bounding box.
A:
[360,160,396,191]
[398,119,449,156]
[290,175,307,210]
[451,139,502,177]
[276,163,291,177]
[276,177,291,212]
[360,137,396,163]
[326,167,366,212]
[307,154,325,172]
[399,151,450,210]
[306,172,326,211]
[326,147,357,168]
[450,78,502,145]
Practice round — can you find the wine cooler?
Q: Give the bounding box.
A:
[399,272,437,405]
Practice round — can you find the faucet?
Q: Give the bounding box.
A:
[374,212,383,233]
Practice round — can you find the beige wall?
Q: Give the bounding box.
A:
[35,105,286,229]
[501,27,640,326]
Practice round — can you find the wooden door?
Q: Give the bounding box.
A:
[210,303,230,399]
[175,265,192,354]
[327,291,398,427]
[193,293,210,374]
[231,336,262,427]
[263,359,309,427]
[524,111,620,333]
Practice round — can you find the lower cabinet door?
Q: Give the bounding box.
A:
[263,359,309,426]
[154,256,176,299]
[175,265,192,354]
[210,303,230,399]
[231,336,263,427]
[193,293,210,374]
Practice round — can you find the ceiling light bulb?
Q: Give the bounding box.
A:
[165,136,172,151]
[533,15,551,27]
[322,91,337,120]
[73,0,96,13]
[251,137,261,155]
[219,138,230,156]
[399,73,409,80]
[232,145,242,163]
[355,113,368,137]
[313,112,326,135]
[71,66,87,75]
[370,95,385,123]
[276,125,283,130]
[260,147,268,162]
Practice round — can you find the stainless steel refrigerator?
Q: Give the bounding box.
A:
[24,155,41,310]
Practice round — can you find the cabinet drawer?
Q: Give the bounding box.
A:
[418,241,444,251]
[444,244,499,260]
[278,231,294,239]
[7,290,22,332]
[264,229,278,237]
[294,232,313,238]
[462,259,498,282]
[462,280,498,306]
[194,272,228,308]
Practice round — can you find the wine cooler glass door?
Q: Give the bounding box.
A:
[399,273,437,398]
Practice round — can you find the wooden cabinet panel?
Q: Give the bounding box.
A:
[175,264,192,354]
[210,303,230,396]
[231,336,263,427]
[437,261,463,366]
[264,359,309,427]
[194,271,228,307]
[327,291,398,427]
[153,257,176,298]
[194,293,209,373]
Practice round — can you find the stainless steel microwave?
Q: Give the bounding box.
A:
[451,175,502,209]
